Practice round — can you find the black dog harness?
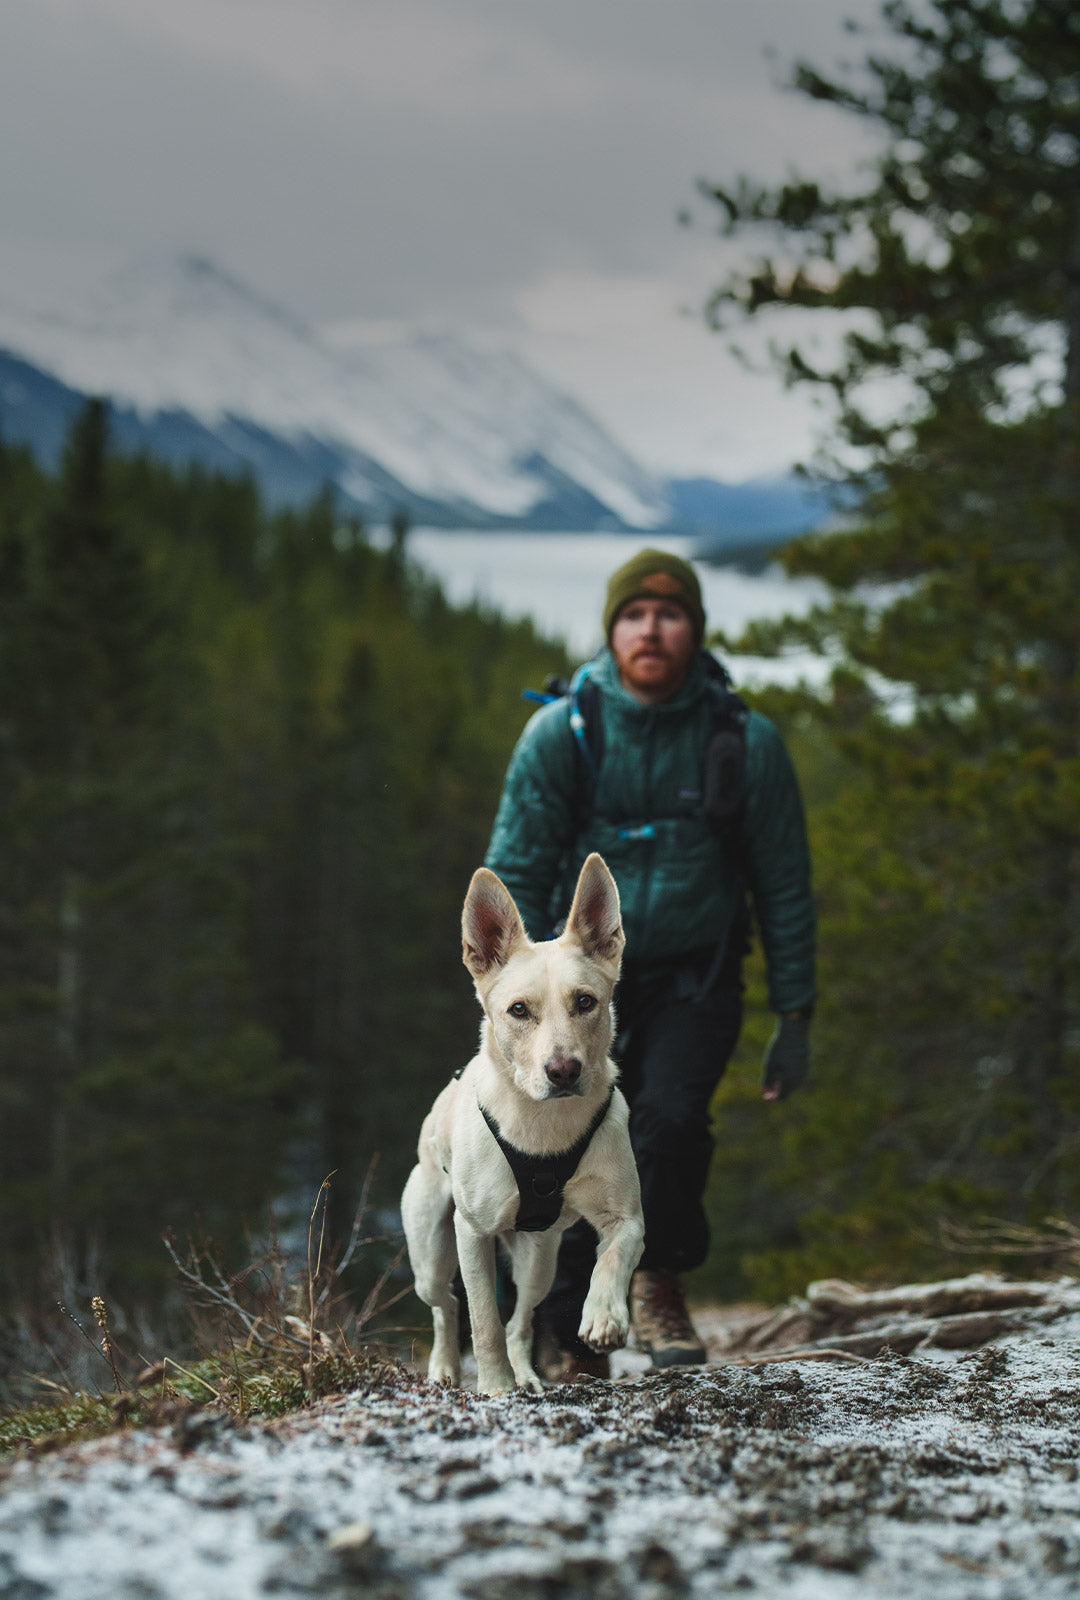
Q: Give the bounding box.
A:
[478,1090,615,1233]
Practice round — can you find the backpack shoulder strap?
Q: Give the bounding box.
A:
[520,657,604,837]
[568,663,604,834]
[700,653,749,835]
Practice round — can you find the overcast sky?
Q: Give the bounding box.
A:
[1,0,887,480]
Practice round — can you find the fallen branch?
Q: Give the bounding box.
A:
[719,1347,872,1368]
[715,1271,1080,1359]
[805,1273,1055,1322]
[725,1304,818,1354]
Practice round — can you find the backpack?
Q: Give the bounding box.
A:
[524,649,749,840]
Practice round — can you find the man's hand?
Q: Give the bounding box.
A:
[762,1013,811,1102]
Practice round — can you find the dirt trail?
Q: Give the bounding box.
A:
[3,1300,1080,1599]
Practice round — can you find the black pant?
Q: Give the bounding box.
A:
[538,943,744,1354]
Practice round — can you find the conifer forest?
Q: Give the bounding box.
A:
[0,406,570,1347]
[2,0,1080,1368]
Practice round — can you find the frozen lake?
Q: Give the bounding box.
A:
[405,529,829,686]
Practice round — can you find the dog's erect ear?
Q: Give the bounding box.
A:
[562,853,624,965]
[462,868,529,978]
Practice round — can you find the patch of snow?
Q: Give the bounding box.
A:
[0,255,670,529]
[4,1310,1080,1598]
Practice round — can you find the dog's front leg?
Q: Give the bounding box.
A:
[454,1214,515,1396]
[503,1231,560,1393]
[577,1209,645,1353]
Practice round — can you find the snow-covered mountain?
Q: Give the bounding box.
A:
[0,256,671,530]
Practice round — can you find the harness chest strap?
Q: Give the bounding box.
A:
[477,1089,615,1233]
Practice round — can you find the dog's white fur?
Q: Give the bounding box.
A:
[401,853,644,1396]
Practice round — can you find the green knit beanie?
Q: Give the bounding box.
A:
[603,548,705,642]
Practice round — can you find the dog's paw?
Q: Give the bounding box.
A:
[476,1361,517,1397]
[578,1301,629,1353]
[506,1342,545,1395]
[428,1358,460,1388]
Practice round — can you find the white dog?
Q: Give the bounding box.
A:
[402,853,644,1396]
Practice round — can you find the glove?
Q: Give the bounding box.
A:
[762,1013,811,1102]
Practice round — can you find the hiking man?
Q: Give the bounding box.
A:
[484,548,815,1378]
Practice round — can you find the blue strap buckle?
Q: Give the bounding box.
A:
[618,823,656,842]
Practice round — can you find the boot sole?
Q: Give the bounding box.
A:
[646,1346,707,1368]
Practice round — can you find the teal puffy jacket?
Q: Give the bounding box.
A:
[484,648,815,1014]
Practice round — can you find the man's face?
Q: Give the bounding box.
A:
[610,598,697,704]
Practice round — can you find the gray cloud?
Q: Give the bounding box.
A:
[3,0,882,315]
[1,0,886,473]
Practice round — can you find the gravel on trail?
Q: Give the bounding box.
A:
[3,1310,1080,1600]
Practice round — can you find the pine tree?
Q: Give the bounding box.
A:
[0,409,294,1285]
[702,0,1080,1254]
[0,401,157,1212]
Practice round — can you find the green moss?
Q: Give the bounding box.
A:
[0,1392,131,1455]
[0,1348,396,1459]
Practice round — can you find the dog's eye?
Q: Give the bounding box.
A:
[508,1001,529,1019]
[575,993,597,1014]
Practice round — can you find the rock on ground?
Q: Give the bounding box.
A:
[3,1310,1080,1600]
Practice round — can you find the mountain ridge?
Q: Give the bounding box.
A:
[0,256,668,530]
[0,256,829,541]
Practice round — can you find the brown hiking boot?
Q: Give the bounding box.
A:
[630,1269,707,1368]
[534,1326,610,1384]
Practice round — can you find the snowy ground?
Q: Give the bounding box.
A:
[3,1310,1080,1600]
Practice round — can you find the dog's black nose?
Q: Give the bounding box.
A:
[545,1054,582,1090]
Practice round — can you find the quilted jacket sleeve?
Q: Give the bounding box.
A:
[483,700,578,942]
[742,712,817,1014]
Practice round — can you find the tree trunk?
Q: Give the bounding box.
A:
[53,869,82,1210]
